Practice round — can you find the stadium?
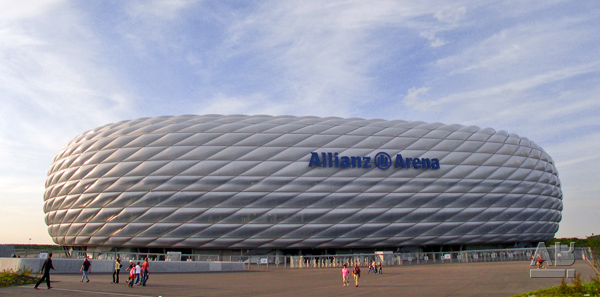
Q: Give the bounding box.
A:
[43,114,562,255]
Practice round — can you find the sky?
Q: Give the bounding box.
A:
[0,0,598,245]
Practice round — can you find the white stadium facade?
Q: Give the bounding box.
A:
[44,115,562,254]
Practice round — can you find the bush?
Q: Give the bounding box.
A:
[557,278,569,295]
[0,267,39,287]
[571,273,583,293]
[513,281,600,297]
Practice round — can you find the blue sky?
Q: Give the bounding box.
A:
[1,0,598,244]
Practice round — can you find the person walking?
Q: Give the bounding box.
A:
[113,258,121,283]
[128,266,136,288]
[125,260,134,287]
[352,263,361,287]
[134,262,141,285]
[341,264,350,286]
[141,258,149,286]
[80,256,91,282]
[34,252,55,290]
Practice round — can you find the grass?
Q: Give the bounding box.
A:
[0,267,39,287]
[513,273,600,297]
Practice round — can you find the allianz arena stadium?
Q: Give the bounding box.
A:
[44,115,562,252]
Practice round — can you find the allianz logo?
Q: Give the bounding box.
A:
[308,152,440,170]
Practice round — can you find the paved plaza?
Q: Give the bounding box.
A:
[1,261,595,297]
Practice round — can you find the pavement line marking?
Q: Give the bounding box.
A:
[20,286,156,297]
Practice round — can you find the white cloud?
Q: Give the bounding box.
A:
[437,14,596,76]
[0,0,64,20]
[420,31,447,47]
[434,6,466,23]
[403,87,433,110]
[199,93,278,115]
[126,0,197,20]
[418,5,467,47]
[433,62,600,107]
[216,1,481,116]
[556,153,600,168]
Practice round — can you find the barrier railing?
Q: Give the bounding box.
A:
[10,246,592,270]
[243,247,593,269]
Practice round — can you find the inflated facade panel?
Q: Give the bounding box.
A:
[44,115,562,248]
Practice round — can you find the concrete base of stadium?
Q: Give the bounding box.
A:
[0,257,245,273]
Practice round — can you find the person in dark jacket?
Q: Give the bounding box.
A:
[34,252,55,290]
[80,256,91,282]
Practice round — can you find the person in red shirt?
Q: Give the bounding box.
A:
[128,266,135,288]
[141,258,150,286]
[125,260,134,287]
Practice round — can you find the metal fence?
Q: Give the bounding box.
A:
[11,246,592,270]
[11,249,231,262]
[240,247,593,269]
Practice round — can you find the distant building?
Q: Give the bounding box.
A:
[44,115,562,254]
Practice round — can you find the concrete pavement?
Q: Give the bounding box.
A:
[1,261,595,297]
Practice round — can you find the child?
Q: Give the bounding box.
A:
[125,260,134,287]
[341,264,349,286]
[128,266,136,287]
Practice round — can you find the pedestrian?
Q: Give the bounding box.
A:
[378,262,383,274]
[113,258,121,283]
[125,260,134,287]
[135,262,141,285]
[34,252,54,290]
[341,264,349,286]
[141,258,149,286]
[128,266,135,288]
[352,263,361,287]
[80,256,91,282]
[536,254,545,269]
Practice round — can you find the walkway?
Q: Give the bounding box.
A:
[2,261,594,297]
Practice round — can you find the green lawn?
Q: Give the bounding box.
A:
[513,274,600,297]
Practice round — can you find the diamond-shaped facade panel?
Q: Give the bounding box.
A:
[44,115,562,249]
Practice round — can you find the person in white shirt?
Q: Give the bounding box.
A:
[135,262,141,285]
